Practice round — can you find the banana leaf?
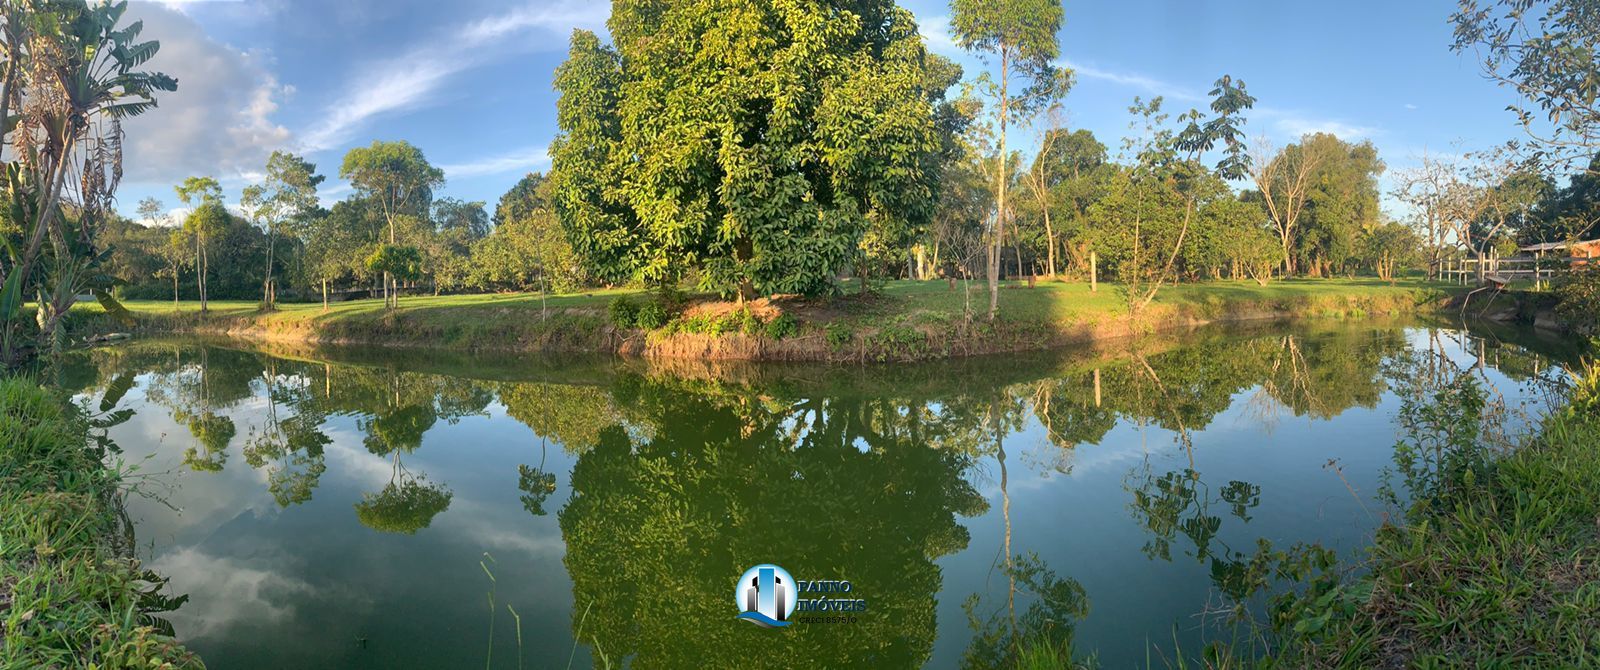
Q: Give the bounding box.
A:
[93,287,134,326]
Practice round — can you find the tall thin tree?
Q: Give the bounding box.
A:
[950,0,1068,319]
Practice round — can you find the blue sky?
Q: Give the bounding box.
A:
[119,0,1525,222]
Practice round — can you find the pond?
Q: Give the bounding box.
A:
[57,318,1580,669]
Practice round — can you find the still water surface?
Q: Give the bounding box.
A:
[57,319,1579,668]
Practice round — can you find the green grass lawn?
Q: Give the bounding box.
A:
[99,277,1451,326]
[77,277,1456,360]
[868,277,1451,323]
[107,285,636,324]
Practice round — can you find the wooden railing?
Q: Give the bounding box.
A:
[1440,256,1582,285]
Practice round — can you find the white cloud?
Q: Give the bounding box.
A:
[151,547,310,639]
[1404,103,1418,110]
[460,1,609,43]
[440,145,549,179]
[1271,116,1380,141]
[152,0,245,12]
[1250,105,1381,142]
[155,207,191,226]
[917,14,960,55]
[119,4,291,185]
[1057,58,1203,103]
[318,182,353,201]
[297,1,605,154]
[297,62,452,153]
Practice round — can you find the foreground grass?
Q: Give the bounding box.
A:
[0,378,198,668]
[77,278,1454,361]
[996,363,1600,669]
[1263,366,1600,668]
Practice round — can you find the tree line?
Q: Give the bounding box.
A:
[10,0,1600,364]
[103,141,581,312]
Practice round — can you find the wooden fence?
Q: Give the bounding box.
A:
[1440,255,1581,285]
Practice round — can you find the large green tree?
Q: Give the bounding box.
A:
[1093,80,1254,312]
[551,2,953,298]
[1021,126,1106,278]
[1452,0,1600,171]
[340,140,444,307]
[424,197,488,292]
[298,200,373,311]
[492,172,546,229]
[1295,134,1383,277]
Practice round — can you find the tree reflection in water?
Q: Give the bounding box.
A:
[556,373,990,668]
[243,358,330,506]
[51,321,1580,666]
[516,438,557,517]
[962,401,1092,669]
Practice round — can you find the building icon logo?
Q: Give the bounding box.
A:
[735,564,796,627]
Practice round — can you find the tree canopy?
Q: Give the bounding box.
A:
[551,2,957,297]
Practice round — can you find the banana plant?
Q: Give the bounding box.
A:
[0,0,176,365]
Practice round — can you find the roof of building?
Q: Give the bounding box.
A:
[1519,239,1600,252]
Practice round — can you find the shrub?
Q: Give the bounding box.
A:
[703,314,725,336]
[870,323,924,350]
[608,296,639,329]
[1555,266,1600,335]
[670,313,710,334]
[765,313,798,340]
[824,322,853,349]
[736,308,761,335]
[634,301,669,330]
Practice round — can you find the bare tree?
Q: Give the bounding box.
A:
[1249,136,1321,277]
[1020,106,1064,278]
[1391,151,1457,280]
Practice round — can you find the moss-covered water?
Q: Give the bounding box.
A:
[57,319,1579,668]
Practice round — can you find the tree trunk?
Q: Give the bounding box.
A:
[194,235,202,312]
[1281,232,1293,277]
[201,241,210,312]
[1044,208,1056,278]
[1013,217,1025,281]
[988,48,1010,321]
[263,226,276,309]
[12,136,77,302]
[987,219,1001,317]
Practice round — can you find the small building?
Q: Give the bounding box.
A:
[1518,239,1600,266]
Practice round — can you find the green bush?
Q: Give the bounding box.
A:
[670,313,710,334]
[608,296,639,329]
[824,322,853,349]
[634,301,669,330]
[736,308,761,335]
[868,323,925,354]
[707,313,733,337]
[765,313,798,340]
[1555,266,1600,335]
